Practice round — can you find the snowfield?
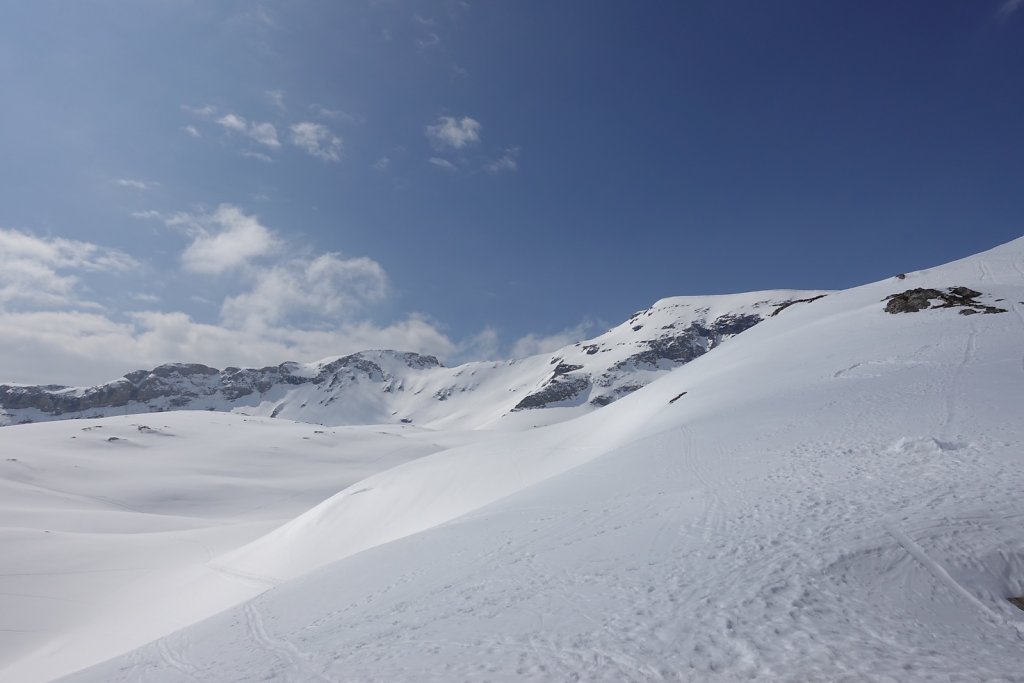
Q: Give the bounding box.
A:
[2,238,1024,681]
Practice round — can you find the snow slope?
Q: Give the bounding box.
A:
[9,237,1024,681]
[0,414,494,683]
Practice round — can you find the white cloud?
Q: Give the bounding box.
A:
[131,210,163,220]
[216,114,281,148]
[418,32,440,49]
[485,146,520,173]
[172,204,279,275]
[510,320,598,359]
[373,156,391,172]
[0,229,139,308]
[217,113,248,133]
[457,327,501,361]
[241,150,273,163]
[428,157,458,171]
[265,89,286,112]
[181,104,217,118]
[999,0,1024,17]
[114,178,157,190]
[248,122,280,148]
[221,253,388,329]
[0,309,462,386]
[184,125,201,137]
[289,122,343,162]
[426,116,481,149]
[310,105,361,124]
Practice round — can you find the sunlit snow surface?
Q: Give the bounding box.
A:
[4,239,1024,681]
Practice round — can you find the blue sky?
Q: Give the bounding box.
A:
[1,1,1022,384]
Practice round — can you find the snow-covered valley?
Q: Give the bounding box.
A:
[2,238,1024,681]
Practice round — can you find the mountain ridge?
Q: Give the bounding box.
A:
[0,290,829,429]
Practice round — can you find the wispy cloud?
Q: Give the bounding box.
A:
[166,204,279,275]
[309,105,362,124]
[418,32,441,49]
[0,228,139,308]
[373,156,391,172]
[114,178,157,190]
[428,157,458,171]
[289,122,343,162]
[485,146,520,173]
[510,319,598,358]
[216,113,281,148]
[998,0,1024,17]
[222,253,389,328]
[183,125,201,137]
[241,150,273,163]
[181,104,217,118]
[265,89,286,112]
[426,115,481,149]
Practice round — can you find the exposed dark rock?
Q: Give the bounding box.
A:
[513,376,591,411]
[669,391,688,404]
[0,350,439,419]
[582,345,600,355]
[711,313,762,336]
[885,287,1007,315]
[770,294,827,317]
[552,362,583,376]
[589,382,644,407]
[612,313,763,372]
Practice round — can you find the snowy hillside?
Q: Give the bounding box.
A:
[2,237,1023,681]
[0,291,826,430]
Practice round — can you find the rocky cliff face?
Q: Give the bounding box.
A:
[0,352,441,421]
[0,291,827,428]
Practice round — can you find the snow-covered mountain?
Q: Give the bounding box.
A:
[2,238,1023,682]
[0,290,827,429]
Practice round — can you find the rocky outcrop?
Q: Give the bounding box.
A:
[513,375,591,411]
[0,352,443,420]
[885,287,1007,315]
[612,313,762,371]
[516,311,768,411]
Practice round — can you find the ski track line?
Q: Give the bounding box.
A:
[124,647,155,683]
[941,327,976,440]
[885,524,1024,638]
[155,638,202,681]
[205,562,280,588]
[1008,256,1024,373]
[243,601,332,682]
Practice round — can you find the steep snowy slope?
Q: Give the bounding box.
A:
[0,291,826,430]
[54,238,1024,682]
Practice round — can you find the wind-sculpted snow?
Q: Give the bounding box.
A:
[0,293,824,430]
[8,237,1024,682]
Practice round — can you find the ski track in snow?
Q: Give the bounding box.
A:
[243,600,331,682]
[154,637,201,682]
[941,326,976,440]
